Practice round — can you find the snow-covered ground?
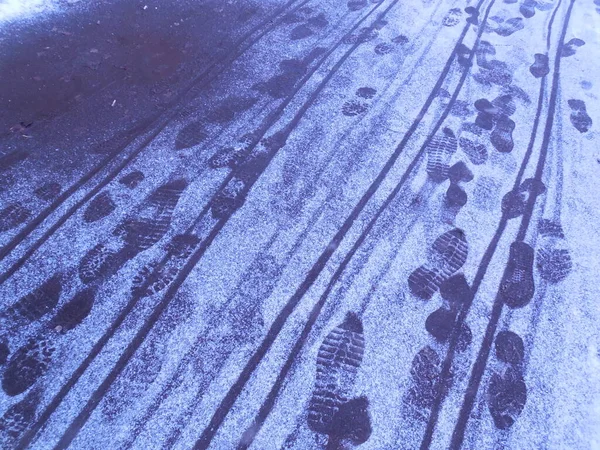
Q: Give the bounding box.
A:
[1,0,599,448]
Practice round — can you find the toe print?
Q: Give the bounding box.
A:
[567,99,592,133]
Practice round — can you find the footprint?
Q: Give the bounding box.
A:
[356,87,377,99]
[561,38,585,57]
[405,346,445,411]
[425,306,473,351]
[426,308,455,342]
[456,44,473,68]
[34,182,61,202]
[520,0,536,18]
[210,177,247,219]
[487,367,527,429]
[0,342,8,366]
[443,8,462,26]
[290,24,314,40]
[567,99,592,133]
[347,0,368,10]
[343,26,379,45]
[208,146,244,169]
[490,115,515,153]
[494,17,525,36]
[374,42,394,55]
[79,244,120,284]
[3,275,62,324]
[448,161,474,184]
[492,95,516,116]
[175,120,207,150]
[0,203,31,233]
[327,397,372,448]
[529,53,549,78]
[499,242,535,308]
[307,13,329,29]
[536,219,572,283]
[476,41,496,68]
[342,100,369,116]
[0,391,39,446]
[426,128,458,182]
[495,331,525,365]
[451,100,471,118]
[501,178,546,219]
[254,48,325,98]
[206,96,258,123]
[118,178,188,251]
[440,274,474,306]
[2,336,55,396]
[307,312,365,435]
[80,180,187,283]
[0,150,28,172]
[84,191,116,223]
[445,183,468,207]
[459,137,488,165]
[408,228,468,300]
[391,35,409,45]
[473,60,513,86]
[119,170,145,189]
[465,6,479,24]
[51,288,95,332]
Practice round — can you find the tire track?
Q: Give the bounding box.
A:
[414,1,574,447]
[14,3,393,448]
[0,0,309,281]
[191,0,497,446]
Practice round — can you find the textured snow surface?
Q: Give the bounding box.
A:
[1,0,600,448]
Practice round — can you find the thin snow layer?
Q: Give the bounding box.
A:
[0,0,61,23]
[1,0,600,448]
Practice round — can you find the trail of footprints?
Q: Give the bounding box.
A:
[0,0,590,447]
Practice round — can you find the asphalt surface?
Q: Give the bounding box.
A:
[1,0,600,448]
